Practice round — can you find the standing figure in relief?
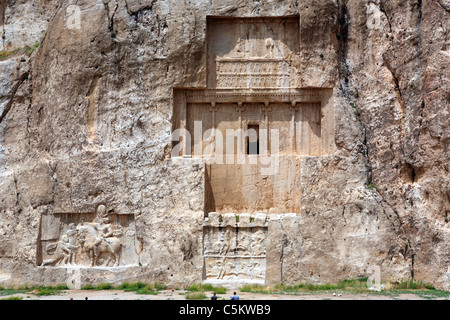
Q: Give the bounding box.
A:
[265,38,275,59]
[61,223,79,265]
[204,230,221,255]
[216,260,226,279]
[236,231,250,256]
[41,225,79,267]
[251,229,266,256]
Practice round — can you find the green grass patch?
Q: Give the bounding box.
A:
[351,104,361,117]
[0,49,20,60]
[185,283,226,294]
[0,289,30,297]
[242,278,369,294]
[32,285,68,296]
[213,286,227,294]
[81,283,114,291]
[0,42,40,60]
[24,42,40,56]
[186,292,207,300]
[367,183,378,190]
[117,282,166,295]
[241,278,449,300]
[240,284,273,294]
[0,284,67,297]
[391,280,435,290]
[1,296,23,300]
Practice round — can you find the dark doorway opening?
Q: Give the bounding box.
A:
[247,124,260,155]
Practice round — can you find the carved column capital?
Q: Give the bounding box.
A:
[290,101,298,111]
[236,102,244,113]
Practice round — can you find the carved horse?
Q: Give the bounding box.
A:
[77,224,122,267]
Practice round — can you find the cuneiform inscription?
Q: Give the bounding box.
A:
[216,59,297,88]
[217,74,294,89]
[216,60,290,74]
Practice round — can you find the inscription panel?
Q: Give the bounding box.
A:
[216,59,298,89]
[207,17,300,89]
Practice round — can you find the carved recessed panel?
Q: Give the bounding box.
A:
[207,16,300,89]
[203,213,268,284]
[38,205,138,268]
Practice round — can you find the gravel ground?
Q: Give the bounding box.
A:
[3,289,446,300]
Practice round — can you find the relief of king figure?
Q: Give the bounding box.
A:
[77,204,122,267]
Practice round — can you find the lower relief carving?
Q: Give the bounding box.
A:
[38,205,138,268]
[203,216,268,284]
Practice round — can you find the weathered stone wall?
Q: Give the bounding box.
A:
[0,0,448,289]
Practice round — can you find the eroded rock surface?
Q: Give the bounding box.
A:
[0,0,448,289]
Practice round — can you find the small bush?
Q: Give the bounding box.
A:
[213,287,227,294]
[24,42,40,56]
[367,183,378,190]
[351,104,360,117]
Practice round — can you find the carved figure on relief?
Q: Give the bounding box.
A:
[77,205,122,267]
[41,205,124,267]
[265,38,275,59]
[251,229,265,256]
[41,224,79,266]
[249,261,264,279]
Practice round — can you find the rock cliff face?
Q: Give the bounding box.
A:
[0,0,448,289]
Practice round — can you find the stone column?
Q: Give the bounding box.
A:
[209,102,217,156]
[236,102,244,155]
[290,101,297,154]
[263,101,271,155]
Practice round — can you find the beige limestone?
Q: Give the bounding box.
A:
[0,0,448,291]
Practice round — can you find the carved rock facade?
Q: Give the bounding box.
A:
[0,0,448,290]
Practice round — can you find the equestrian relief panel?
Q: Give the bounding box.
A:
[38,205,139,268]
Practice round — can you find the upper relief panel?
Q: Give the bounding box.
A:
[206,17,300,90]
